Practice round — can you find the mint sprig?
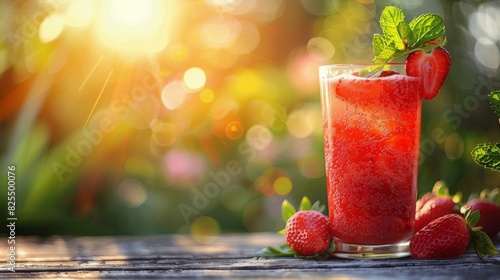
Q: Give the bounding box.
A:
[487,90,500,117]
[472,143,500,172]
[472,91,500,171]
[362,6,447,77]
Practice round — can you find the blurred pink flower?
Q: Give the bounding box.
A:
[163,149,206,184]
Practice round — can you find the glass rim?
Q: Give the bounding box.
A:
[319,62,406,69]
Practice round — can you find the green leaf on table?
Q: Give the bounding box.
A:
[259,243,296,257]
[470,228,499,259]
[464,209,499,259]
[488,90,500,118]
[408,13,445,48]
[471,143,500,171]
[260,242,335,259]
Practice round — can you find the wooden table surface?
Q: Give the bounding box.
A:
[1,233,499,279]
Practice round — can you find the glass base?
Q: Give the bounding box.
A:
[332,239,410,259]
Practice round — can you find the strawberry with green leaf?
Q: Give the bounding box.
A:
[461,188,500,239]
[410,208,498,259]
[260,197,333,258]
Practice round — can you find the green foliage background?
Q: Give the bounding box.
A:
[1,0,500,237]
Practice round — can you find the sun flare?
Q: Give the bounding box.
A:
[95,0,173,55]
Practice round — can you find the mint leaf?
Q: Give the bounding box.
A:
[373,47,397,63]
[372,34,385,56]
[434,33,447,46]
[408,13,445,48]
[471,143,500,172]
[379,6,406,51]
[488,90,500,118]
[397,21,413,47]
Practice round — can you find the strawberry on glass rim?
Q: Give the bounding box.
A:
[363,6,451,100]
[406,47,451,100]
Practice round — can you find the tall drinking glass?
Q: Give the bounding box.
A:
[319,64,421,259]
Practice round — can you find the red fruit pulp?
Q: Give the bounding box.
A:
[322,70,421,245]
[406,47,451,100]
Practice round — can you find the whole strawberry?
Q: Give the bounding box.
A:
[285,210,331,256]
[461,189,500,239]
[410,209,498,259]
[464,199,500,239]
[260,197,333,258]
[414,195,456,233]
[411,214,469,259]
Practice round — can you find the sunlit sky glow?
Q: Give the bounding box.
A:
[95,0,173,55]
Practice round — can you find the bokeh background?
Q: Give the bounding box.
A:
[1,0,500,240]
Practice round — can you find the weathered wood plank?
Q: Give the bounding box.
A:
[1,233,499,279]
